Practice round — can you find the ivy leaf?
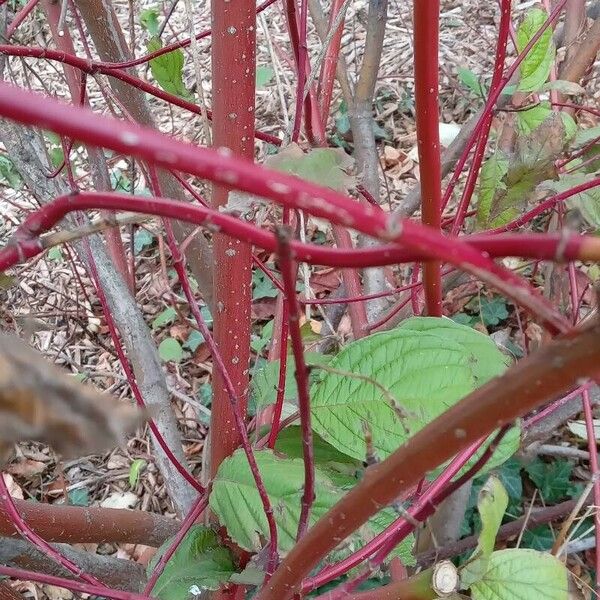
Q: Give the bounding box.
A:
[251,319,274,354]
[68,488,89,507]
[521,525,554,551]
[479,297,509,327]
[494,458,522,501]
[147,526,236,599]
[256,66,275,89]
[152,306,177,330]
[461,476,509,588]
[458,68,487,98]
[159,338,184,363]
[183,330,205,352]
[209,449,414,564]
[147,37,191,99]
[311,318,513,471]
[252,268,279,299]
[134,229,155,254]
[516,8,555,93]
[524,459,575,503]
[469,549,568,600]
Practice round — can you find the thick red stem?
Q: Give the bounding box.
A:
[414,0,442,316]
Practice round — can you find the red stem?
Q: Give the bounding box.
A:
[414,0,442,316]
[95,0,280,71]
[441,0,568,208]
[276,226,315,540]
[4,0,40,39]
[209,0,256,487]
[153,175,280,574]
[317,0,346,126]
[450,0,511,235]
[0,475,103,586]
[0,45,280,146]
[144,494,210,594]
[0,567,148,600]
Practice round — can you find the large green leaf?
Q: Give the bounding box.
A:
[311,319,511,464]
[264,143,355,192]
[469,549,568,600]
[461,476,509,588]
[147,37,191,98]
[147,526,236,599]
[251,352,330,411]
[397,317,510,385]
[516,8,555,93]
[209,449,414,564]
[274,426,360,469]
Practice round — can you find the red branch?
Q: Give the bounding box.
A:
[414,0,442,316]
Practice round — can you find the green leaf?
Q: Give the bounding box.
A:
[469,549,568,600]
[560,112,578,142]
[256,66,275,89]
[516,8,555,93]
[47,247,63,262]
[129,459,147,488]
[251,352,331,410]
[68,488,89,507]
[494,458,522,501]
[159,338,184,363]
[140,8,160,36]
[521,525,554,551]
[209,449,414,564]
[183,330,204,352]
[252,268,279,299]
[134,229,155,254]
[542,80,585,96]
[524,458,575,502]
[311,319,511,465]
[458,68,486,98]
[476,151,510,228]
[251,319,274,354]
[397,317,510,385]
[147,526,236,598]
[0,155,22,189]
[147,37,191,98]
[152,307,177,330]
[516,103,551,135]
[461,476,509,588]
[540,174,600,228]
[573,125,600,150]
[479,297,509,327]
[274,426,360,468]
[265,143,355,193]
